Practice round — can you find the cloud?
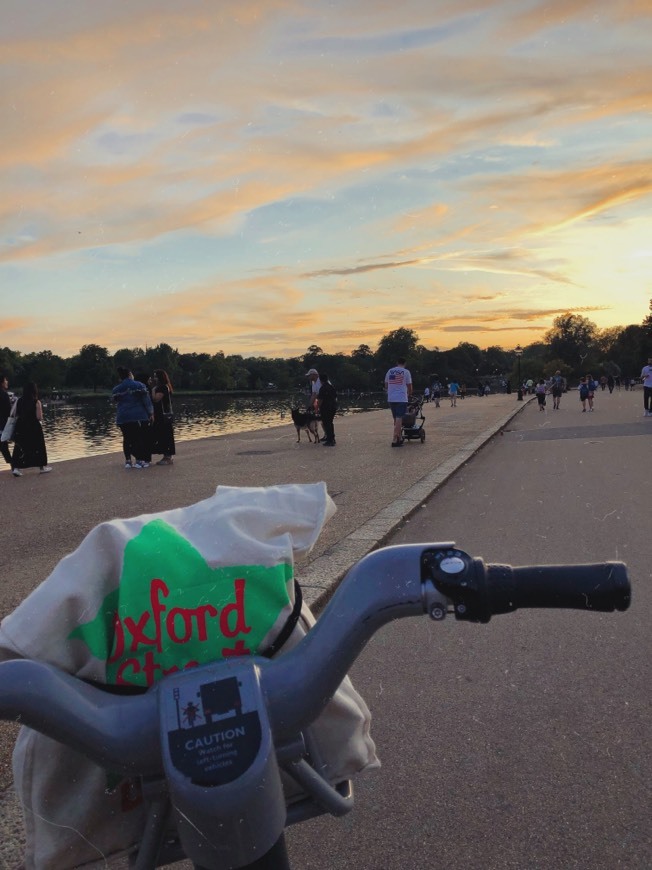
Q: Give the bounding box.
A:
[0,317,32,332]
[1,1,650,358]
[439,323,544,333]
[303,258,426,278]
[392,203,449,233]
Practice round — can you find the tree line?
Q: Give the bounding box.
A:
[1,307,650,395]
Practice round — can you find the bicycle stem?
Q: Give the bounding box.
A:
[264,543,433,740]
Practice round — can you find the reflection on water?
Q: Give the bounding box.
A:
[40,393,384,463]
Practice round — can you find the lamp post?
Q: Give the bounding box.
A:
[515,345,523,401]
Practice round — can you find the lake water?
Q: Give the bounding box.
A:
[39,393,384,463]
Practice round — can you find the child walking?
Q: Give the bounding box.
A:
[579,377,589,411]
[535,379,547,411]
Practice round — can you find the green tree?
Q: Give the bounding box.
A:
[143,343,180,381]
[510,344,548,387]
[349,344,377,390]
[21,350,67,391]
[198,353,233,390]
[337,360,371,391]
[66,344,114,391]
[542,359,573,381]
[302,345,324,374]
[609,325,647,379]
[351,343,374,362]
[482,345,511,377]
[375,327,419,377]
[0,347,22,379]
[225,355,251,389]
[544,313,598,372]
[113,348,146,372]
[176,353,210,389]
[443,342,483,383]
[642,297,652,342]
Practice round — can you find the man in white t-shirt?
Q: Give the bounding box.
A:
[306,367,324,439]
[384,357,413,447]
[306,368,322,407]
[641,357,652,416]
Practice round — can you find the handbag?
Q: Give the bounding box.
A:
[162,391,174,420]
[1,405,17,442]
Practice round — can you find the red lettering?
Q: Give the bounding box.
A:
[150,579,168,652]
[195,604,218,640]
[220,579,252,638]
[222,639,251,657]
[123,611,155,652]
[141,650,163,686]
[116,657,140,685]
[166,608,193,643]
[109,576,254,681]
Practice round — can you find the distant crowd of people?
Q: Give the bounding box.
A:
[520,360,652,415]
[2,355,652,472]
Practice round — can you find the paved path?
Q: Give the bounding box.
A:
[285,386,652,869]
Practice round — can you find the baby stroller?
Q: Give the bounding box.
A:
[401,396,426,443]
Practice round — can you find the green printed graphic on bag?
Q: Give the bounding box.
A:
[69,519,293,687]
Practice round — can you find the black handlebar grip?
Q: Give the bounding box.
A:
[486,561,631,617]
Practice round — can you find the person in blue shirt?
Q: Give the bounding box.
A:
[112,367,154,468]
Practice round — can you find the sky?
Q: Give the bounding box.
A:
[1,0,651,360]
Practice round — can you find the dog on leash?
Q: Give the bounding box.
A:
[291,408,320,443]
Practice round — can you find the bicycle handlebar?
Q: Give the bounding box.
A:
[0,543,630,768]
[0,658,161,775]
[486,561,631,614]
[420,547,630,622]
[0,543,631,868]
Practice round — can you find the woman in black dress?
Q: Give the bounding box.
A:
[150,369,176,465]
[11,382,52,477]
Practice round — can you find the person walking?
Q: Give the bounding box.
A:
[550,370,564,410]
[586,374,597,411]
[384,357,412,447]
[641,357,652,416]
[448,380,459,407]
[430,376,442,408]
[112,367,154,468]
[10,382,52,477]
[150,369,176,465]
[0,373,14,469]
[579,376,590,412]
[535,379,547,411]
[316,371,338,446]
